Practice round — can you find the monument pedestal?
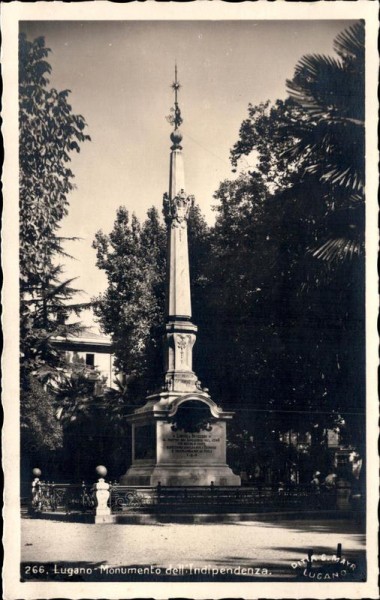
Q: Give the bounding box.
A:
[120,393,240,486]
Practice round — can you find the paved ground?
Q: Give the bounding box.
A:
[21,517,366,582]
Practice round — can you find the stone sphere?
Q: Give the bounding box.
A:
[95,465,107,478]
[32,468,42,478]
[170,129,183,145]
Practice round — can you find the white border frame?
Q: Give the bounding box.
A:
[2,2,378,598]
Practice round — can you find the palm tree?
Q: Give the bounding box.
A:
[284,21,365,264]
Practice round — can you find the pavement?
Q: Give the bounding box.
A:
[21,516,366,582]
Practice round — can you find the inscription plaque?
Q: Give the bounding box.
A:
[163,431,220,457]
[134,424,156,460]
[158,421,226,464]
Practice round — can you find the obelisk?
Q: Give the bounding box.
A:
[120,68,240,486]
[161,65,199,394]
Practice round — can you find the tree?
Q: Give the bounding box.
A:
[20,268,84,384]
[231,22,365,268]
[19,33,91,374]
[286,21,364,194]
[19,33,90,376]
[211,171,364,480]
[284,21,365,266]
[50,364,128,480]
[92,206,167,402]
[19,34,90,472]
[230,98,309,194]
[21,376,64,482]
[19,34,90,294]
[211,21,365,475]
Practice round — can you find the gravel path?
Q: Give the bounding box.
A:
[21,517,365,581]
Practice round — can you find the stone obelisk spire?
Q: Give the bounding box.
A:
[162,66,199,393]
[120,67,240,487]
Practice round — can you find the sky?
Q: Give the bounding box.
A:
[20,19,356,327]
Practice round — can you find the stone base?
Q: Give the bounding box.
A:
[123,390,241,487]
[120,464,240,486]
[94,513,114,523]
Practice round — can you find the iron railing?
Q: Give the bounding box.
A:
[30,481,344,515]
[110,485,156,512]
[109,483,339,514]
[31,482,96,514]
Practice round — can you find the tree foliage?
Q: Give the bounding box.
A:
[21,375,64,454]
[92,206,167,400]
[211,21,365,463]
[19,33,90,293]
[19,34,91,380]
[231,22,364,268]
[286,21,364,193]
[52,365,130,481]
[285,21,365,265]
[19,34,90,466]
[230,98,309,194]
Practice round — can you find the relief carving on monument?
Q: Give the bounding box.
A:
[175,333,193,366]
[163,190,194,228]
[165,332,196,373]
[169,400,215,433]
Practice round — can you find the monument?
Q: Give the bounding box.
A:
[120,68,240,486]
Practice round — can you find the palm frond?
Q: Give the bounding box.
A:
[287,38,364,123]
[308,236,362,264]
[320,164,364,192]
[334,21,365,63]
[286,54,349,111]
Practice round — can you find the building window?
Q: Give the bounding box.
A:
[86,353,95,368]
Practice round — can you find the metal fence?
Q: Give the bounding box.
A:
[110,483,338,513]
[30,480,341,515]
[31,482,96,514]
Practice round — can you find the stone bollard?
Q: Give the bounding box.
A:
[92,466,113,523]
[30,468,42,514]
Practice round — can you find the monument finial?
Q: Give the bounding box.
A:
[171,63,182,130]
[167,64,183,148]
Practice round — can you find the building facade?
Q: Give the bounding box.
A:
[51,330,117,389]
